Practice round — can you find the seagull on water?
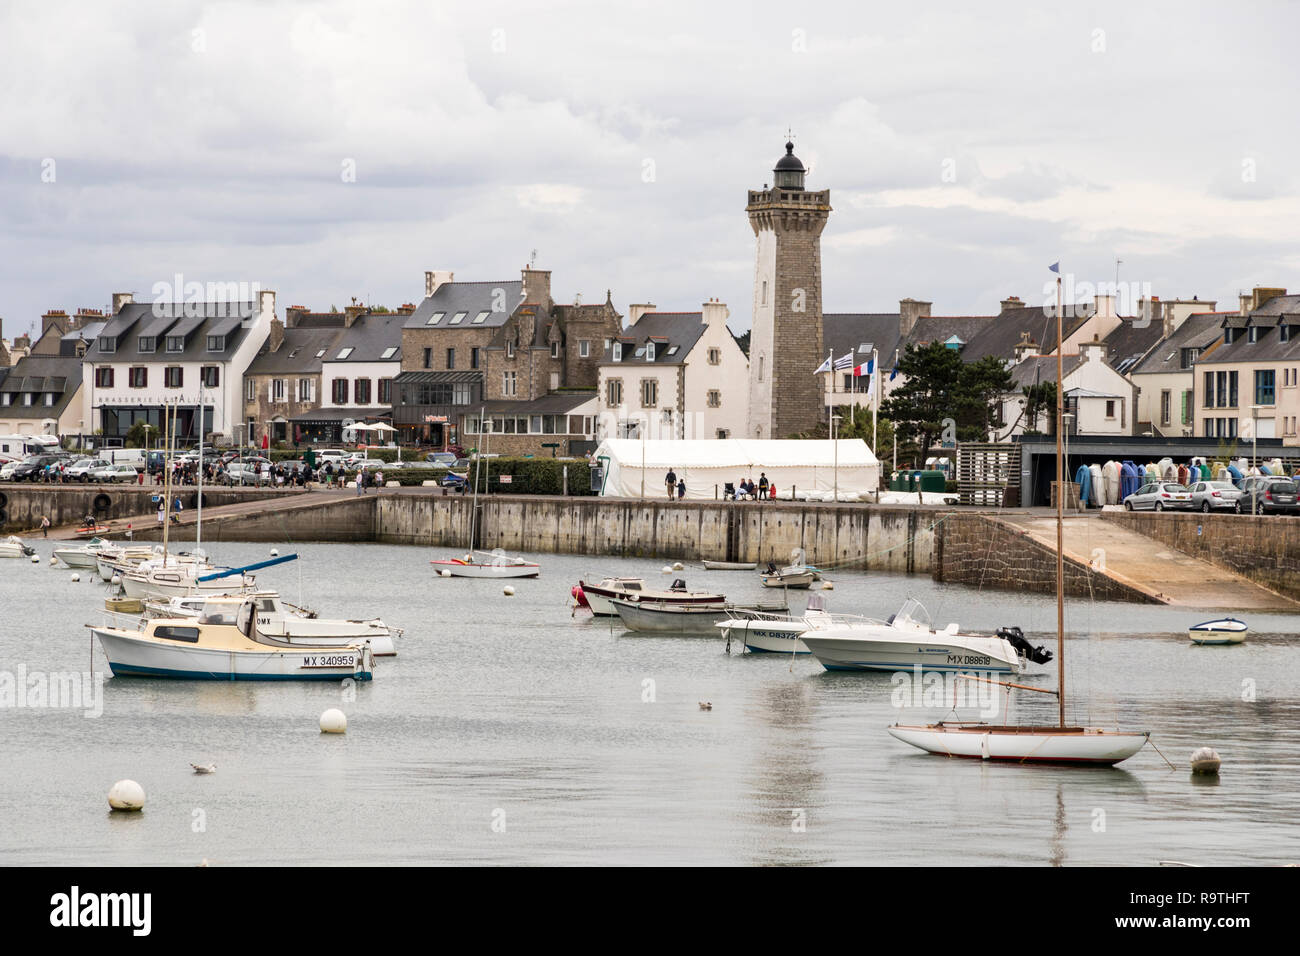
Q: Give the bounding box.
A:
[191,762,216,774]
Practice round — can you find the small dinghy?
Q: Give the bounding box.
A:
[702,560,758,571]
[1188,618,1248,645]
[0,535,36,558]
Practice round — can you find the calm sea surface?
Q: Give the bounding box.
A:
[2,539,1297,866]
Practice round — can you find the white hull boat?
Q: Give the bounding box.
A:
[0,535,35,559]
[1188,618,1248,645]
[53,537,112,568]
[612,597,788,635]
[799,600,1052,674]
[760,566,815,589]
[886,723,1150,765]
[146,592,400,656]
[702,560,757,571]
[578,577,724,616]
[89,599,375,681]
[122,565,255,600]
[97,546,159,581]
[431,550,539,578]
[716,616,812,654]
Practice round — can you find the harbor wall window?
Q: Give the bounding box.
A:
[332,379,348,404]
[1255,369,1276,405]
[165,366,184,389]
[128,367,147,388]
[94,367,114,388]
[606,378,623,406]
[201,366,219,388]
[378,378,392,404]
[356,378,372,405]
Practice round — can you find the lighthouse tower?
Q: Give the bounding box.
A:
[745,140,832,439]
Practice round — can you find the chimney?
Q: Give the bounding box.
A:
[285,306,307,328]
[344,304,366,328]
[1013,332,1038,363]
[1094,294,1116,318]
[1081,334,1105,363]
[425,270,454,298]
[253,289,276,327]
[701,298,730,328]
[899,298,932,339]
[1251,286,1287,311]
[1000,295,1025,313]
[41,310,68,336]
[1240,292,1253,317]
[396,303,416,316]
[522,266,552,308]
[111,292,133,313]
[268,317,285,352]
[628,303,656,326]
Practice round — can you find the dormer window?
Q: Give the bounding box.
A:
[1282,325,1291,343]
[551,341,561,359]
[98,336,116,354]
[138,336,155,353]
[1224,327,1236,345]
[450,312,467,325]
[167,335,185,352]
[1248,326,1258,344]
[206,335,224,352]
[612,342,622,361]
[646,343,656,362]
[426,312,445,326]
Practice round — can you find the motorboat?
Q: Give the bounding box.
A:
[611,596,788,635]
[431,549,540,579]
[144,592,401,656]
[121,560,255,600]
[89,597,375,681]
[0,535,35,558]
[1188,618,1249,645]
[576,576,725,616]
[714,594,838,654]
[96,544,166,581]
[799,598,1053,674]
[53,537,114,569]
[759,563,815,589]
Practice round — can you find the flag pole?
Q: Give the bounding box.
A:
[872,347,879,455]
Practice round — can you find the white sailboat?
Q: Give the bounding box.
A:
[886,269,1150,766]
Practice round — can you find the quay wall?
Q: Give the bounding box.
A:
[1103,510,1300,601]
[130,495,376,543]
[0,485,293,534]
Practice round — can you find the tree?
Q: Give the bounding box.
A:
[1019,381,1057,436]
[880,342,1013,467]
[124,421,158,449]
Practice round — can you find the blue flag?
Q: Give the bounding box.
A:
[889,365,899,381]
[1049,261,1060,274]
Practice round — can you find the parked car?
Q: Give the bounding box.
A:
[425,451,458,467]
[1122,481,1193,511]
[66,458,109,480]
[315,449,347,466]
[222,457,274,486]
[91,462,141,483]
[344,458,387,473]
[1236,475,1299,515]
[1188,480,1244,513]
[11,454,67,482]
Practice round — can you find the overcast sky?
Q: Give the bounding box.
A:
[3,0,1298,339]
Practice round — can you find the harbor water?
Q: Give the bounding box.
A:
[2,541,1297,865]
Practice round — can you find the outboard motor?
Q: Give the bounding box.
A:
[670,578,687,591]
[997,626,1053,665]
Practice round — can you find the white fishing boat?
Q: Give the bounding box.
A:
[886,269,1151,766]
[144,592,401,656]
[89,598,375,681]
[714,595,840,654]
[612,596,787,635]
[53,537,113,568]
[798,598,1048,673]
[121,560,255,600]
[759,563,815,589]
[702,560,758,571]
[0,535,35,558]
[431,549,540,579]
[576,576,725,616]
[1188,618,1249,645]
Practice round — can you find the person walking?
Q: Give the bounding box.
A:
[156,499,164,527]
[665,468,677,501]
[40,515,50,537]
[676,477,686,500]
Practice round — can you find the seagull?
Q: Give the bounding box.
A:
[191,762,216,774]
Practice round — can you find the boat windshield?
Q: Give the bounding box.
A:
[894,599,932,629]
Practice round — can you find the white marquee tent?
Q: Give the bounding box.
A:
[591,438,881,500]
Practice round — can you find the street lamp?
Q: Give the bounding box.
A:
[1251,405,1262,515]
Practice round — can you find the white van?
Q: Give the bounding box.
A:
[0,434,60,458]
[102,448,147,469]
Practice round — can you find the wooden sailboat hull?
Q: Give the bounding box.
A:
[887,724,1150,765]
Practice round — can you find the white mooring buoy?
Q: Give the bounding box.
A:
[49,556,57,566]
[672,562,684,571]
[70,573,80,582]
[1190,747,1221,775]
[661,565,672,574]
[319,709,347,734]
[270,548,279,557]
[108,779,146,812]
[503,585,515,596]
[439,568,451,577]
[30,554,40,564]
[111,574,122,585]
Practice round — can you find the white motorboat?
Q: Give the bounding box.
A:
[53,537,113,568]
[886,274,1151,766]
[431,549,539,578]
[714,595,841,654]
[96,544,160,581]
[121,560,255,600]
[759,564,815,589]
[1188,618,1249,645]
[576,576,725,616]
[611,596,787,635]
[89,598,375,681]
[798,598,1050,674]
[0,535,35,558]
[144,592,401,657]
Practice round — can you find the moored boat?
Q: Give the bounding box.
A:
[612,596,787,635]
[0,535,35,558]
[702,560,758,571]
[1188,618,1248,645]
[431,549,540,578]
[714,595,840,654]
[577,576,724,616]
[53,537,113,568]
[759,564,815,589]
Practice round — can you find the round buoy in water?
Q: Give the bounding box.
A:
[319,709,347,734]
[70,573,80,582]
[439,568,451,578]
[49,556,58,566]
[30,554,40,564]
[661,566,672,574]
[672,562,684,571]
[822,580,834,590]
[270,548,279,557]
[108,779,145,812]
[110,574,122,585]
[1190,746,1221,775]
[503,585,515,596]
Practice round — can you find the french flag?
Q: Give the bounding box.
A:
[851,357,874,377]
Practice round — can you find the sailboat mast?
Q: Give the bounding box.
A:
[162,401,174,561]
[196,387,203,555]
[1055,275,1066,728]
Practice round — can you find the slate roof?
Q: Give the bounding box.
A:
[0,353,84,419]
[1098,318,1164,375]
[898,314,999,361]
[1199,296,1300,365]
[1008,354,1085,388]
[320,311,404,363]
[822,313,901,370]
[1129,313,1229,376]
[404,281,524,330]
[599,312,706,365]
[83,302,257,363]
[955,305,1091,364]
[246,326,347,376]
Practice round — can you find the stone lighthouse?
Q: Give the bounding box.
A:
[745,140,832,439]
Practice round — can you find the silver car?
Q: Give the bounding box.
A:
[1123,481,1193,511]
[1188,480,1244,513]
